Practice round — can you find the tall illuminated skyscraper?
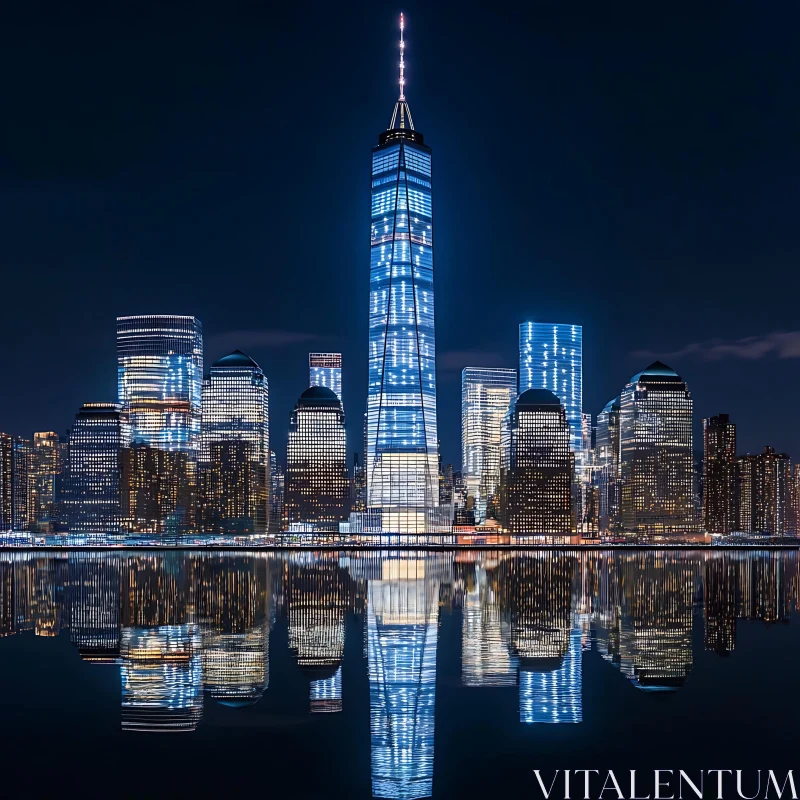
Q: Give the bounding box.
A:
[11,437,33,532]
[0,434,11,531]
[737,447,791,535]
[199,350,269,535]
[31,432,61,532]
[519,322,583,453]
[619,361,695,534]
[703,414,737,535]
[285,387,348,530]
[117,315,203,531]
[66,403,129,533]
[309,353,342,404]
[595,398,621,533]
[461,367,517,522]
[366,15,440,533]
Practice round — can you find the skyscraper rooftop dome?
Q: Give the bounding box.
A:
[212,350,260,369]
[515,388,563,409]
[629,360,682,383]
[297,386,341,407]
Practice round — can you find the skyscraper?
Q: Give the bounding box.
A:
[703,414,737,535]
[31,432,62,532]
[66,403,129,533]
[499,389,574,535]
[11,437,33,532]
[117,315,203,530]
[285,387,348,530]
[461,368,517,522]
[519,322,583,454]
[737,447,791,535]
[309,353,343,404]
[366,15,439,533]
[595,397,620,533]
[619,361,695,534]
[199,350,269,535]
[0,434,12,532]
[519,322,589,531]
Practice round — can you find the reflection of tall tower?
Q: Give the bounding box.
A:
[286,554,350,712]
[0,560,13,637]
[366,15,439,533]
[367,553,445,799]
[704,554,738,656]
[461,562,517,687]
[120,625,203,732]
[69,553,122,661]
[520,628,582,724]
[198,556,270,706]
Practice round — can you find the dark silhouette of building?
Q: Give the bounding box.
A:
[703,414,737,535]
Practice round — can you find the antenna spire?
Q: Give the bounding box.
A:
[398,13,405,100]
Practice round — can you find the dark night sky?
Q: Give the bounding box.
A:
[2,0,799,466]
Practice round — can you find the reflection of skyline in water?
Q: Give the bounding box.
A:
[0,549,799,795]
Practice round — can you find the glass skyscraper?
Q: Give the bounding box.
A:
[366,16,439,533]
[117,315,203,451]
[285,387,348,530]
[519,322,583,453]
[199,350,269,535]
[619,361,695,534]
[309,353,342,404]
[595,397,621,533]
[66,403,129,533]
[461,367,517,522]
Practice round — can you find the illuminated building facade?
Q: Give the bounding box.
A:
[67,403,129,533]
[12,437,33,531]
[519,322,590,530]
[461,367,517,522]
[366,15,440,532]
[0,434,11,531]
[737,447,791,535]
[117,315,202,531]
[703,414,737,535]
[619,362,695,534]
[309,352,343,404]
[199,350,269,535]
[31,432,61,532]
[499,389,573,535]
[595,397,620,533]
[285,387,348,529]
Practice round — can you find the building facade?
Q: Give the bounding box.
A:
[619,361,695,534]
[199,350,269,535]
[11,437,33,532]
[0,434,12,531]
[285,387,348,530]
[737,447,791,535]
[595,397,621,533]
[703,414,737,535]
[309,353,343,405]
[461,367,517,523]
[365,18,439,533]
[499,389,574,535]
[66,403,129,533]
[117,315,203,531]
[31,432,62,532]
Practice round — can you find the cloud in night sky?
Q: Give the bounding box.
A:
[634,331,800,362]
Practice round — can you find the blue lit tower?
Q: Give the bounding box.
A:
[519,322,583,454]
[117,315,203,451]
[309,353,343,405]
[366,15,439,533]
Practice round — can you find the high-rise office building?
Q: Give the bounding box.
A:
[519,322,583,454]
[199,350,269,535]
[366,15,439,533]
[461,367,517,523]
[117,315,203,531]
[66,403,129,533]
[11,437,33,532]
[31,432,62,532]
[519,322,590,532]
[737,447,791,535]
[619,361,695,534]
[595,397,620,533]
[285,387,348,530]
[703,414,737,535]
[499,389,574,535]
[309,353,343,405]
[0,434,12,531]
[269,450,284,533]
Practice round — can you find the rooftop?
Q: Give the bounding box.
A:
[212,350,260,369]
